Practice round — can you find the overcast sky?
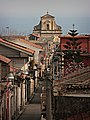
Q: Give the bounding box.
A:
[0,0,90,35]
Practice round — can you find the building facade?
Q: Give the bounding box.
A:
[60,35,90,67]
[33,12,62,41]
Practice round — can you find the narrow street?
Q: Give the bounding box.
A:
[18,84,42,120]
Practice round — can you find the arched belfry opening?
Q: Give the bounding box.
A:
[47,24,49,30]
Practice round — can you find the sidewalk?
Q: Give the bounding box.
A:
[17,84,42,120]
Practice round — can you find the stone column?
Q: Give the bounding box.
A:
[46,70,52,120]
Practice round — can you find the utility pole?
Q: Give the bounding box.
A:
[6,27,9,36]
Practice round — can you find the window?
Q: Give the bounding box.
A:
[47,24,49,30]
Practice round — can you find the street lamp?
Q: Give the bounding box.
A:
[24,71,30,102]
[6,72,14,120]
[6,27,9,36]
[33,65,37,92]
[7,73,14,83]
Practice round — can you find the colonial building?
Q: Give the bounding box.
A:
[33,12,62,41]
[60,35,90,66]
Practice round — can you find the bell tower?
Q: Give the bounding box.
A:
[33,12,62,39]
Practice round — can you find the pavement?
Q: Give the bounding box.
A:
[17,84,42,120]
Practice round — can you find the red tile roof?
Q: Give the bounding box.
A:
[60,35,90,39]
[18,38,43,49]
[0,38,35,55]
[0,55,11,63]
[31,34,40,38]
[4,36,42,49]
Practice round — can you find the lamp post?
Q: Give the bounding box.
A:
[33,65,37,92]
[25,71,30,102]
[24,71,28,103]
[7,72,14,120]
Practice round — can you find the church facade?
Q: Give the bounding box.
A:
[33,12,62,40]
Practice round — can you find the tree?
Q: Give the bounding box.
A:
[63,25,87,74]
[63,24,82,63]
